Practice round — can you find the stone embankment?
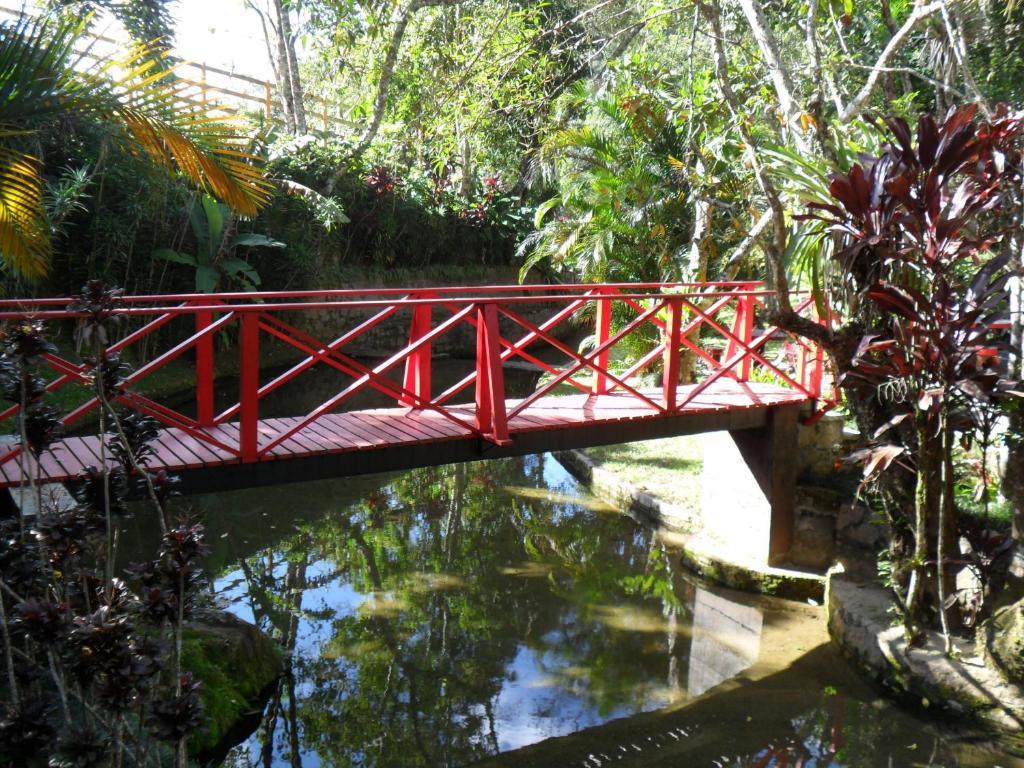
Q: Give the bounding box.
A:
[827,572,1024,755]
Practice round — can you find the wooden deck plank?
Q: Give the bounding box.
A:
[293,421,345,453]
[285,425,331,456]
[0,381,813,489]
[252,418,304,459]
[36,450,73,481]
[320,413,391,449]
[255,417,322,457]
[364,410,452,444]
[45,440,84,478]
[362,405,469,439]
[151,431,203,470]
[170,429,234,466]
[397,410,469,440]
[348,412,421,446]
[65,435,104,471]
[304,418,360,451]
[373,411,447,442]
[163,430,213,468]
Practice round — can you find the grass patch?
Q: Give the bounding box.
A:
[584,435,703,512]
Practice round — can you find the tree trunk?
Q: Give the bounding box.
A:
[1007,409,1024,586]
[836,1,945,122]
[350,0,421,161]
[460,130,473,198]
[269,1,296,133]
[687,170,710,281]
[906,410,932,622]
[937,401,958,647]
[880,0,916,95]
[700,0,796,321]
[272,0,307,133]
[1005,194,1024,587]
[737,0,807,151]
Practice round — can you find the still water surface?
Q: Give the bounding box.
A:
[188,454,1020,767]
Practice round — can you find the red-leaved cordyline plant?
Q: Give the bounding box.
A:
[803,105,1024,645]
[0,282,209,767]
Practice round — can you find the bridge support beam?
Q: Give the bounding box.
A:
[702,403,799,566]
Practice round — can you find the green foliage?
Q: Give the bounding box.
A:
[763,123,883,313]
[0,10,270,280]
[812,107,1024,631]
[520,75,695,283]
[262,137,531,281]
[155,195,284,292]
[45,0,176,46]
[0,289,212,766]
[303,0,575,181]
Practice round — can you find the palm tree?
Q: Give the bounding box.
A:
[517,80,692,284]
[0,13,273,278]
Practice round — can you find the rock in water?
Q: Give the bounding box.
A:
[182,608,285,761]
[983,598,1024,685]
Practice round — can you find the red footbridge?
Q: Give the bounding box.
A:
[0,282,833,558]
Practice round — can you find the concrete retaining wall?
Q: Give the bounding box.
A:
[827,572,1024,754]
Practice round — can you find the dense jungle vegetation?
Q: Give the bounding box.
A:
[15,0,1024,294]
[5,0,1024,764]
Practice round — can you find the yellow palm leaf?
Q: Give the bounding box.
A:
[0,15,272,277]
[0,146,48,278]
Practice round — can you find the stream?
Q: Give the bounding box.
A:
[175,453,1022,767]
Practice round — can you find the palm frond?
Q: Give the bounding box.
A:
[93,43,273,215]
[0,146,48,277]
[0,13,272,276]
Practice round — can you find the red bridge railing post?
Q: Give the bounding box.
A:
[239,312,260,462]
[475,302,510,444]
[592,288,613,395]
[796,303,827,400]
[800,340,824,399]
[726,291,754,381]
[194,298,218,427]
[401,292,434,407]
[662,296,682,411]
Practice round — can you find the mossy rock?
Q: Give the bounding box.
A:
[982,597,1024,685]
[182,609,284,761]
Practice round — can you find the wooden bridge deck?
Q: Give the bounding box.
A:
[0,380,808,492]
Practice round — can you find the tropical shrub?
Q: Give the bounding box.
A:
[155,195,285,293]
[805,106,1024,639]
[0,282,210,767]
[518,78,694,284]
[261,137,530,281]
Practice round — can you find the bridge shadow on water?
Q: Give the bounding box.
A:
[468,644,1012,768]
[127,453,1021,768]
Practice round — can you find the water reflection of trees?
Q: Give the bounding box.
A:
[219,455,695,767]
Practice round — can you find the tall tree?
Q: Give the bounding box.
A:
[248,0,307,134]
[273,0,307,133]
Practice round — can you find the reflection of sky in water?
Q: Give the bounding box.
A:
[208,454,1022,768]
[491,646,635,751]
[214,454,729,766]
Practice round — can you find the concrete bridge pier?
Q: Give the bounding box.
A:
[701,403,801,566]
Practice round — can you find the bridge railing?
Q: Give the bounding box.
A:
[0,283,832,464]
